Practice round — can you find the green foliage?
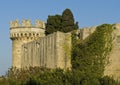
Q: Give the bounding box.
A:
[0,67,120,85]
[45,15,62,35]
[45,8,79,35]
[72,24,114,78]
[1,24,119,85]
[99,76,120,85]
[62,9,78,32]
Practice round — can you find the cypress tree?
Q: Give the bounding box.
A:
[62,8,78,32]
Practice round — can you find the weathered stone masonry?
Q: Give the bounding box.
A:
[10,19,120,81]
[10,20,45,68]
[76,24,120,81]
[10,19,71,69]
[21,32,71,69]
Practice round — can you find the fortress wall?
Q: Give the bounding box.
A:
[10,27,45,68]
[76,26,96,40]
[56,32,71,69]
[12,38,35,68]
[12,39,22,68]
[21,31,71,69]
[10,19,120,80]
[10,19,46,68]
[104,37,120,80]
[80,28,90,40]
[104,37,120,81]
[78,25,120,81]
[104,24,120,81]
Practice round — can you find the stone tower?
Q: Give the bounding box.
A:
[10,19,45,68]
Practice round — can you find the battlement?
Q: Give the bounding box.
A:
[10,19,45,40]
[10,19,45,29]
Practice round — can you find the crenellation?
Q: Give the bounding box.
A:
[10,20,45,68]
[10,19,20,28]
[36,20,45,28]
[10,19,120,81]
[22,20,32,27]
[10,19,45,28]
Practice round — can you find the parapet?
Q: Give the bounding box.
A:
[10,19,45,40]
[10,19,45,29]
[73,26,97,40]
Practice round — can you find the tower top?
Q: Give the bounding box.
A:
[10,19,45,29]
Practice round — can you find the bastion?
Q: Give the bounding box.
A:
[10,19,45,68]
[10,19,120,80]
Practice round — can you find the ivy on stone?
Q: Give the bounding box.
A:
[72,24,114,78]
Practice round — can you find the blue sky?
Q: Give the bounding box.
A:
[0,0,120,76]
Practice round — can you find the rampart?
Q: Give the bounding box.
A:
[75,26,96,40]
[21,31,71,69]
[104,23,120,80]
[74,24,120,80]
[10,19,120,81]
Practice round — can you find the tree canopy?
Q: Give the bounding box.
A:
[45,8,79,35]
[45,15,62,35]
[62,9,78,32]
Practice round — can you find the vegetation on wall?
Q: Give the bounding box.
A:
[72,24,114,78]
[0,23,119,85]
[0,9,120,85]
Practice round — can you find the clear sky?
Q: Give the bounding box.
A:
[0,0,120,76]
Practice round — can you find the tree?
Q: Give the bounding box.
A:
[62,8,79,32]
[45,8,79,35]
[45,15,62,35]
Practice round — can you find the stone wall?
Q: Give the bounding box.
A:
[21,31,71,69]
[75,26,96,40]
[75,25,120,81]
[104,23,120,81]
[10,20,120,80]
[10,20,45,68]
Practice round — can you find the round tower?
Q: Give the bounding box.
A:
[10,19,45,68]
